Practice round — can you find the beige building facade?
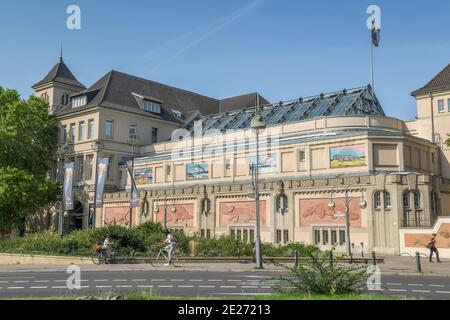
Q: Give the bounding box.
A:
[32,59,450,256]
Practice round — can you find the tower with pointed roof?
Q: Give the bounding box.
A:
[32,55,86,114]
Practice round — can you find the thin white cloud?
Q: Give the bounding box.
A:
[140,0,266,73]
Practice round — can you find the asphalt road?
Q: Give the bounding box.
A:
[0,271,450,300]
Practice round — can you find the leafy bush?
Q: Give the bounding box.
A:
[275,249,369,296]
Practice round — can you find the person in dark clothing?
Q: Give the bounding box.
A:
[428,233,441,263]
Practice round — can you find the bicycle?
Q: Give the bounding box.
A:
[91,243,135,265]
[150,245,186,268]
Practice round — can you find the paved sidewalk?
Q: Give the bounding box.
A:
[0,256,448,276]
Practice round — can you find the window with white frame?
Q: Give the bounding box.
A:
[105,120,114,139]
[88,119,94,139]
[143,100,162,113]
[438,100,445,113]
[78,122,84,141]
[298,149,306,162]
[72,96,87,108]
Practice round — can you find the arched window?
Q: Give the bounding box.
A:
[276,194,288,213]
[41,93,49,103]
[374,191,382,209]
[414,192,421,209]
[61,93,69,105]
[403,192,410,208]
[384,191,391,209]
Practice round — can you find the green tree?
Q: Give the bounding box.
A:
[0,87,59,234]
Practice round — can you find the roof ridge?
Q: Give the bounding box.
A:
[109,70,219,102]
[412,63,450,96]
[97,70,115,106]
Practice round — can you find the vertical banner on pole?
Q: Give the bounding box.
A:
[123,157,140,208]
[63,162,75,211]
[95,158,109,208]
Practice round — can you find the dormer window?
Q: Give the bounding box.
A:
[143,100,161,114]
[72,96,87,108]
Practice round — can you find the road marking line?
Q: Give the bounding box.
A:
[429,285,445,288]
[208,280,222,282]
[436,291,450,294]
[170,279,185,282]
[30,286,48,289]
[115,285,132,288]
[137,285,154,288]
[199,286,215,288]
[189,279,202,282]
[242,286,259,289]
[411,290,430,293]
[227,280,242,282]
[131,279,147,282]
[34,280,50,283]
[178,285,195,288]
[0,281,10,284]
[113,280,128,282]
[94,279,109,282]
[408,284,424,287]
[13,281,30,283]
[7,287,25,290]
[220,286,237,289]
[96,286,112,288]
[151,279,166,282]
[51,286,68,289]
[387,283,403,286]
[389,289,407,292]
[157,285,174,288]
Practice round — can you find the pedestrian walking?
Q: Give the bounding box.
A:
[427,233,441,263]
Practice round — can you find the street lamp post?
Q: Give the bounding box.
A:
[154,195,176,231]
[91,140,102,230]
[328,184,367,257]
[249,108,266,269]
[127,134,139,229]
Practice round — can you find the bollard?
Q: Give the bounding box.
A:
[360,242,364,258]
[329,250,333,269]
[416,251,422,273]
[372,251,377,266]
[294,250,299,268]
[349,252,353,264]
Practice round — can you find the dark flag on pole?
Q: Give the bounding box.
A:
[63,162,75,211]
[95,158,109,208]
[123,157,140,208]
[371,20,381,47]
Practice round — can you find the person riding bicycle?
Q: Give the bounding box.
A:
[102,236,113,259]
[162,231,178,266]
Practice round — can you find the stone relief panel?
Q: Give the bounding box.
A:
[299,198,362,228]
[404,224,450,248]
[219,201,267,228]
[105,206,131,226]
[154,204,195,227]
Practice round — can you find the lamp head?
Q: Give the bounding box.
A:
[360,200,367,210]
[328,201,336,210]
[251,114,266,130]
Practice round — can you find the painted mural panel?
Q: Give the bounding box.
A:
[186,163,209,180]
[105,207,131,226]
[134,167,153,185]
[404,224,450,248]
[299,198,362,227]
[219,201,267,227]
[330,144,366,168]
[249,153,278,174]
[155,204,195,227]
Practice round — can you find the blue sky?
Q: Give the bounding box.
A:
[1,0,449,121]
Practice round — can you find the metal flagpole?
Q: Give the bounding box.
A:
[370,41,374,92]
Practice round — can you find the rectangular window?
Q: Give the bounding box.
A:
[384,192,391,208]
[230,229,235,239]
[78,157,84,180]
[331,230,338,245]
[78,122,84,141]
[438,100,445,113]
[243,229,248,243]
[322,230,329,245]
[298,150,306,162]
[143,100,162,113]
[151,127,158,144]
[206,229,211,240]
[105,120,114,139]
[69,124,76,143]
[87,156,94,180]
[166,165,171,177]
[201,229,205,238]
[236,229,242,241]
[72,96,87,108]
[339,230,346,245]
[314,230,321,245]
[249,229,255,243]
[276,230,282,244]
[129,124,137,137]
[88,119,94,139]
[62,126,67,144]
[283,230,289,244]
[403,192,410,208]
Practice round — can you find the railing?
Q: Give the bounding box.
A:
[401,214,433,228]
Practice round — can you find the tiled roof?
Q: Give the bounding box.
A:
[32,58,86,89]
[185,86,384,134]
[411,64,450,96]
